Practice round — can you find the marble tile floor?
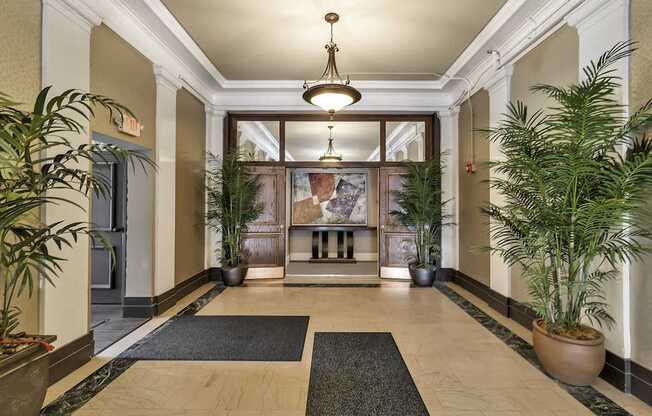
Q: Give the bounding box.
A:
[44,282,652,415]
[91,304,149,354]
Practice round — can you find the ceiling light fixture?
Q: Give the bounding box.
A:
[319,125,342,162]
[303,12,361,118]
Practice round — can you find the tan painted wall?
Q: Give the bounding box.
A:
[175,88,206,284]
[458,90,491,285]
[629,0,652,371]
[509,24,579,302]
[90,24,156,150]
[90,24,157,298]
[0,0,41,334]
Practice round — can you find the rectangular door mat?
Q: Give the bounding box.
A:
[307,332,429,415]
[121,315,309,361]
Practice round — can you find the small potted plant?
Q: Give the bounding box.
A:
[206,152,261,286]
[0,87,152,415]
[485,42,652,385]
[391,158,450,287]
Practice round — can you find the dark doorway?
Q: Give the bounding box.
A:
[91,153,127,304]
[90,134,151,354]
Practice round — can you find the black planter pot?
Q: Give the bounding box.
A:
[408,263,437,287]
[0,335,56,416]
[222,265,247,286]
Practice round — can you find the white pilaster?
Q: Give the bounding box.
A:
[204,105,225,269]
[484,65,514,298]
[567,0,631,360]
[438,108,460,270]
[153,64,181,296]
[40,0,99,346]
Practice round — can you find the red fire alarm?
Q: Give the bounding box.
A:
[465,160,475,174]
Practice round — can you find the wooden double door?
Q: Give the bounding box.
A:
[243,166,416,278]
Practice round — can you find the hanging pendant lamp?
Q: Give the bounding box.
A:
[303,13,361,117]
[319,125,342,162]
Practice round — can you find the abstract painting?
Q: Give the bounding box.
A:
[292,172,367,225]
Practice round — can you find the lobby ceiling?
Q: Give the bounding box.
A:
[161,0,506,81]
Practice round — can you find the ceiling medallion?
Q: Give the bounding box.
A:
[303,12,361,118]
[319,125,342,162]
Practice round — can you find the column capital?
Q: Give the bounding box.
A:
[565,0,627,32]
[438,106,460,119]
[154,64,182,92]
[205,104,226,118]
[43,0,102,33]
[484,65,514,96]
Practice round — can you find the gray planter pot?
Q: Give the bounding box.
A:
[222,265,248,286]
[0,335,56,416]
[408,263,437,287]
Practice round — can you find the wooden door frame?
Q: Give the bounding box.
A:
[226,112,442,279]
[225,112,440,168]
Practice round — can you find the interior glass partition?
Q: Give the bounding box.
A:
[285,121,381,162]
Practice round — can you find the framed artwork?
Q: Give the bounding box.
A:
[291,171,367,226]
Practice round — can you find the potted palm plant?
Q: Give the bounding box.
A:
[391,158,450,287]
[206,152,261,286]
[0,87,152,415]
[485,42,652,386]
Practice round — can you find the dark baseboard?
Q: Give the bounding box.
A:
[450,267,652,405]
[452,270,510,317]
[600,350,630,392]
[48,331,94,385]
[122,297,156,318]
[631,360,652,406]
[437,268,454,282]
[509,299,537,330]
[123,268,218,318]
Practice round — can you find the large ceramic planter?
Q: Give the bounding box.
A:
[0,336,55,416]
[408,263,437,287]
[532,320,605,386]
[222,265,247,286]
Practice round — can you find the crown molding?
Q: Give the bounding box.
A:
[219,79,446,91]
[43,0,102,33]
[447,0,583,104]
[143,0,227,86]
[484,65,514,95]
[78,0,592,111]
[565,0,626,31]
[440,0,527,89]
[86,0,218,104]
[154,64,182,92]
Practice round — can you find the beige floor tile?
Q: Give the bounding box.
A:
[49,283,652,415]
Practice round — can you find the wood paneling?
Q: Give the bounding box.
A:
[243,166,285,267]
[379,167,415,268]
[242,233,283,267]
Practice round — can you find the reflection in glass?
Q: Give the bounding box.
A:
[236,121,282,161]
[285,121,380,162]
[385,121,426,161]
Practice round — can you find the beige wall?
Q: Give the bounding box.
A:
[175,88,206,284]
[90,24,156,150]
[0,0,41,334]
[629,0,652,370]
[90,24,157,298]
[509,24,579,302]
[458,90,491,285]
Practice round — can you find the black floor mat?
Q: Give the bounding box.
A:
[307,332,429,416]
[121,315,309,361]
